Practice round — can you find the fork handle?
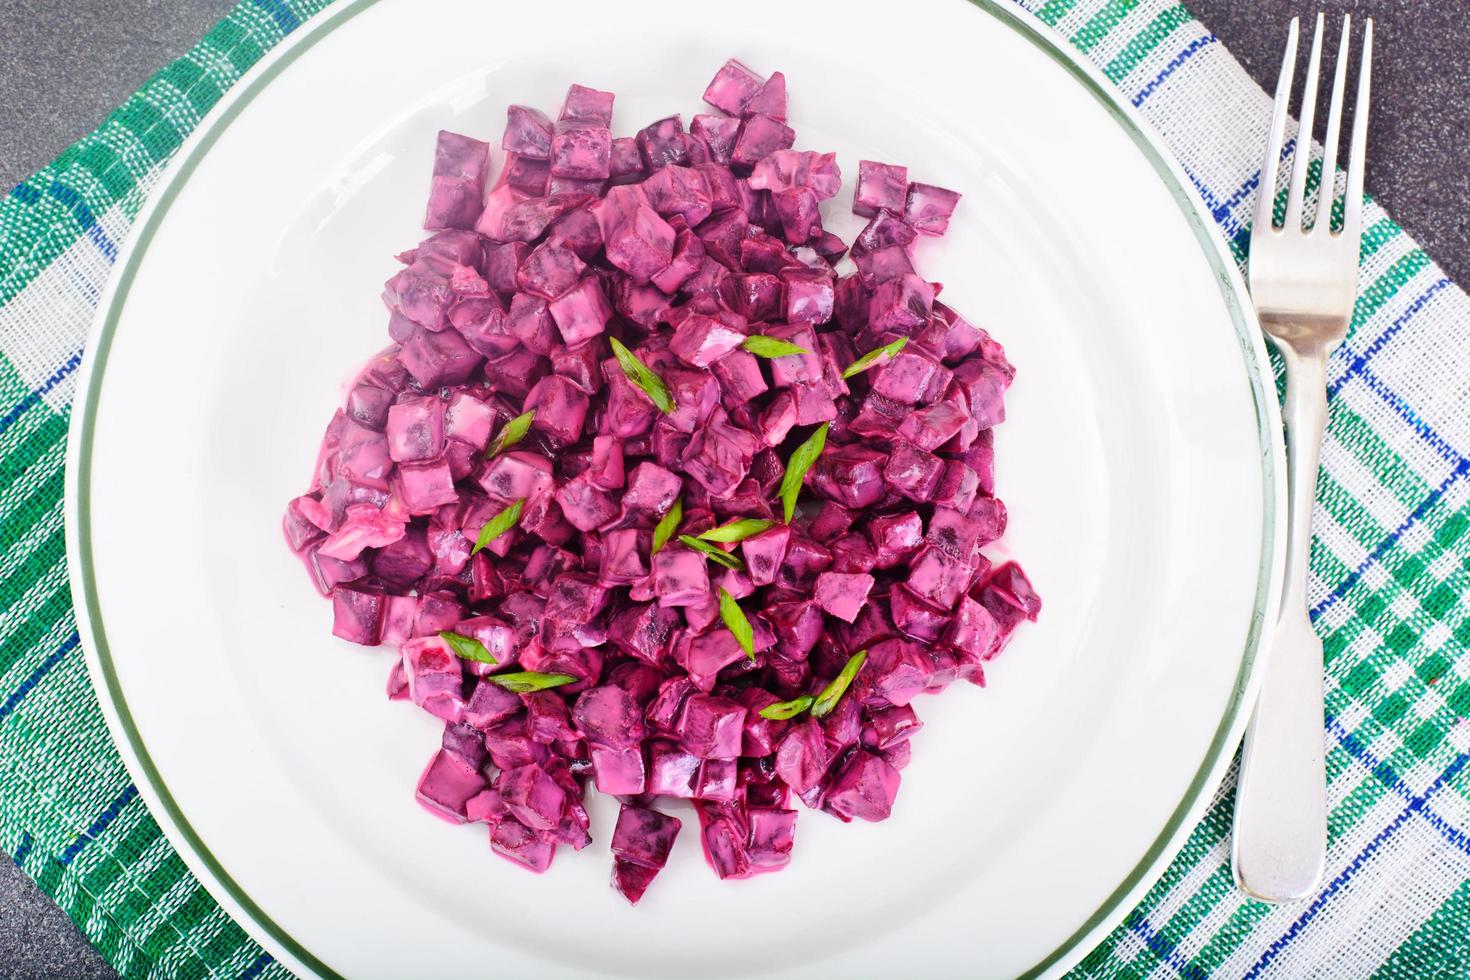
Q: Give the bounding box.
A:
[1233,345,1328,902]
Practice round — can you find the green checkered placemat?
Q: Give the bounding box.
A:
[2,0,1467,976]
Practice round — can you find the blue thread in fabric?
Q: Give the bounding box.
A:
[251,0,301,34]
[46,182,97,231]
[239,950,275,980]
[1133,35,1218,107]
[1329,278,1453,398]
[9,184,41,205]
[0,349,84,438]
[1311,458,1470,622]
[13,833,33,865]
[58,785,139,866]
[0,632,80,724]
[87,223,119,264]
[1126,911,1210,980]
[1357,364,1466,466]
[1243,748,1470,977]
[1326,714,1470,856]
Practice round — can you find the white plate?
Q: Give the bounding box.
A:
[66,0,1284,976]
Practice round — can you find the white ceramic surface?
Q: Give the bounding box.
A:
[66,0,1285,976]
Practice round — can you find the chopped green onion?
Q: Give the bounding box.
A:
[470,498,524,555]
[678,534,744,570]
[718,587,755,659]
[488,671,577,693]
[609,336,674,413]
[651,497,682,556]
[758,695,815,721]
[438,631,498,665]
[841,337,908,380]
[810,649,868,718]
[777,422,829,524]
[741,335,811,358]
[485,410,535,457]
[698,518,774,543]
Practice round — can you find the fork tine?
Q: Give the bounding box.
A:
[1342,17,1373,240]
[1315,15,1351,233]
[1284,13,1325,232]
[1255,17,1300,238]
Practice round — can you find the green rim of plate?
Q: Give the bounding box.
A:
[68,1,1280,977]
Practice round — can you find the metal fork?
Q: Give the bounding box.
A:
[1233,13,1373,903]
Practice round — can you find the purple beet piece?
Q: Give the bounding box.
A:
[669,313,746,368]
[612,859,660,905]
[517,241,586,299]
[896,400,967,451]
[889,584,949,642]
[478,450,554,506]
[503,105,553,159]
[873,348,947,405]
[774,719,829,793]
[825,750,900,822]
[869,274,935,334]
[698,806,752,880]
[503,153,550,195]
[573,685,647,750]
[906,546,971,611]
[559,83,614,126]
[425,131,489,230]
[772,186,819,243]
[554,475,617,532]
[524,374,590,445]
[731,114,795,167]
[498,764,567,831]
[703,59,764,116]
[491,817,555,873]
[550,120,612,180]
[400,325,482,388]
[610,136,644,181]
[746,71,787,120]
[652,548,711,607]
[691,115,740,164]
[331,584,384,645]
[884,439,943,502]
[547,276,613,345]
[416,748,487,824]
[444,391,495,449]
[612,804,681,869]
[679,630,747,692]
[867,512,924,569]
[905,181,962,236]
[854,160,909,218]
[637,115,689,170]
[385,395,446,462]
[679,695,747,760]
[401,635,466,723]
[782,267,834,324]
[643,165,713,227]
[590,744,647,795]
[748,150,841,200]
[605,204,677,284]
[647,740,702,798]
[392,458,458,515]
[812,571,875,623]
[811,444,887,509]
[732,272,783,322]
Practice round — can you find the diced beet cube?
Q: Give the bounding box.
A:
[774,720,829,793]
[559,83,614,126]
[553,474,616,532]
[854,160,909,218]
[517,241,586,299]
[647,740,702,798]
[652,548,711,608]
[550,120,612,180]
[385,395,445,462]
[811,444,887,509]
[679,695,747,760]
[906,546,971,610]
[443,391,494,450]
[813,571,875,623]
[612,859,660,905]
[772,186,819,243]
[695,758,739,802]
[732,114,795,167]
[503,105,553,159]
[643,165,713,227]
[598,527,648,585]
[650,221,705,293]
[400,325,481,388]
[703,58,764,115]
[790,382,837,425]
[604,204,676,283]
[825,751,900,822]
[524,374,589,445]
[590,744,647,795]
[345,381,393,431]
[873,349,947,405]
[636,115,689,170]
[610,136,644,181]
[984,562,1042,620]
[781,267,834,324]
[829,533,877,575]
[478,450,554,505]
[424,133,488,230]
[732,272,783,321]
[896,400,967,451]
[732,525,785,588]
[946,594,999,659]
[548,276,613,345]
[748,150,842,200]
[868,274,935,334]
[683,412,759,495]
[905,181,962,236]
[679,631,746,693]
[544,573,608,625]
[502,293,554,354]
[464,679,523,730]
[890,584,950,641]
[401,635,466,722]
[393,458,458,514]
[612,804,681,869]
[766,324,822,386]
[852,244,916,285]
[411,592,466,638]
[669,313,746,368]
[884,439,943,502]
[416,748,486,824]
[465,788,505,825]
[711,349,769,406]
[490,818,555,873]
[573,684,647,749]
[691,115,739,164]
[331,584,384,645]
[699,808,752,880]
[503,154,550,195]
[867,511,924,568]
[746,70,787,119]
[499,763,567,831]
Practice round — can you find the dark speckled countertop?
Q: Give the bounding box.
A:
[1,1,1466,976]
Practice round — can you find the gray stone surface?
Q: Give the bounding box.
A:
[1,1,1466,975]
